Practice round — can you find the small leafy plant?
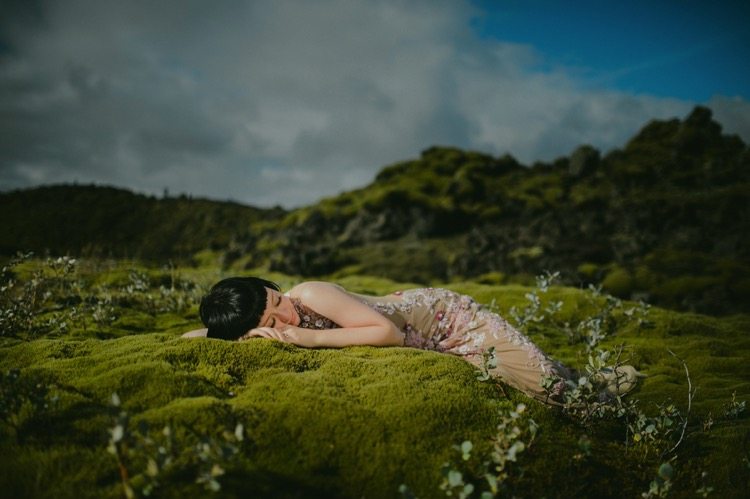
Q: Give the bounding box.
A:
[436,403,538,499]
[0,367,58,442]
[626,401,682,458]
[641,462,674,498]
[541,347,631,425]
[0,252,75,339]
[563,285,651,351]
[695,471,714,497]
[476,346,497,382]
[509,271,562,329]
[1,254,205,339]
[722,391,746,419]
[107,392,245,498]
[118,268,203,316]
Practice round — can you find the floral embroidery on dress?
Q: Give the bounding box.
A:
[291,298,340,330]
[359,288,481,353]
[357,288,553,372]
[473,308,552,373]
[402,323,427,349]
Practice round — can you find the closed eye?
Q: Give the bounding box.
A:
[268,293,282,327]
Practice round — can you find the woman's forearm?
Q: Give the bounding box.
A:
[313,324,404,348]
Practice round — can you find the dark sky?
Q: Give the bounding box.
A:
[2,0,748,207]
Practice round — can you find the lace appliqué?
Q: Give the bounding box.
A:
[360,288,487,354]
[360,288,554,374]
[291,298,340,330]
[474,308,554,374]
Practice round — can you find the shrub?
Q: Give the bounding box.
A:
[601,266,634,297]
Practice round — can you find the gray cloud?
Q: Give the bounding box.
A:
[1,0,747,207]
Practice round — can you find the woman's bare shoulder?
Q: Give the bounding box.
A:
[287,281,345,298]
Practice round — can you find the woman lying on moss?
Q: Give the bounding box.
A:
[183,277,641,406]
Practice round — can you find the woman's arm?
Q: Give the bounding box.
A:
[293,281,403,346]
[277,281,403,347]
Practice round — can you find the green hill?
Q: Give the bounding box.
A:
[1,106,748,315]
[265,106,750,315]
[0,185,285,262]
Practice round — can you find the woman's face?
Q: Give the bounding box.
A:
[258,287,300,328]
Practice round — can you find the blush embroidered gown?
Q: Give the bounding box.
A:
[290,288,573,405]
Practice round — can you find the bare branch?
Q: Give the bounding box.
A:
[666,348,693,456]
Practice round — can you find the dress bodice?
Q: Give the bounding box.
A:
[291,297,341,329]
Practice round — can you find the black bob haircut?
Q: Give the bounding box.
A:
[199,277,280,341]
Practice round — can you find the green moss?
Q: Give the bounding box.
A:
[508,246,544,261]
[191,249,224,268]
[337,238,460,284]
[634,264,658,290]
[0,335,505,498]
[1,276,749,498]
[602,265,635,297]
[653,275,721,301]
[475,271,506,285]
[577,262,599,278]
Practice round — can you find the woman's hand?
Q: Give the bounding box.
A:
[245,325,317,347]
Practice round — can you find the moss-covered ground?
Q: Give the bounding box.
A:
[0,261,748,498]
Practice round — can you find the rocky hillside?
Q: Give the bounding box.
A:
[1,106,748,315]
[264,106,749,315]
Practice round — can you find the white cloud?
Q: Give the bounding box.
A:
[0,0,747,207]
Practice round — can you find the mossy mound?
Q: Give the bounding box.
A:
[1,276,749,498]
[0,335,505,498]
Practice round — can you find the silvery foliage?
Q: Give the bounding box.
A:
[107,392,245,497]
[509,271,562,329]
[0,253,81,338]
[436,403,538,499]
